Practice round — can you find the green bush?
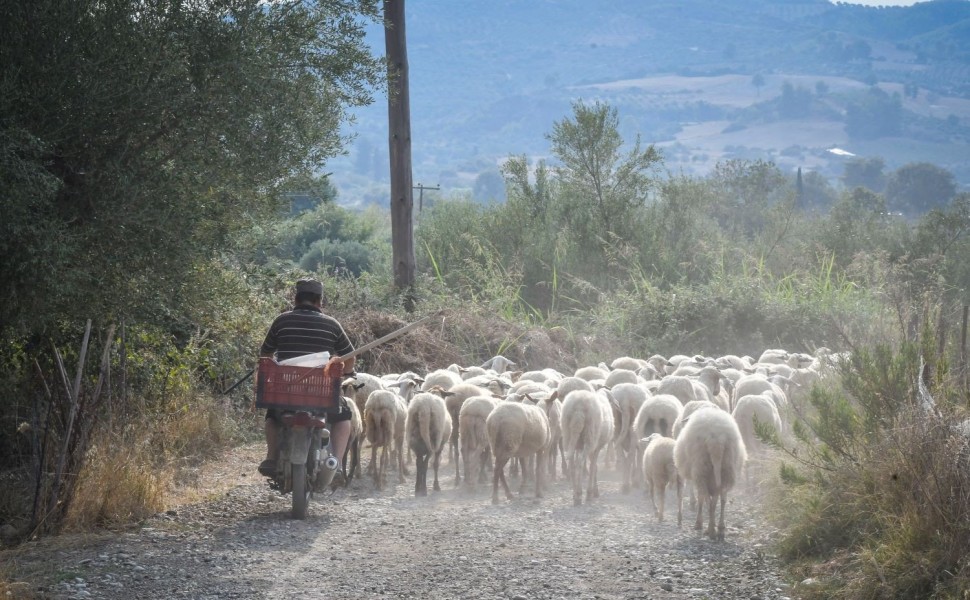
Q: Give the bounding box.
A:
[774,338,970,598]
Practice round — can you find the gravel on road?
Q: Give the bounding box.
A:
[6,444,794,600]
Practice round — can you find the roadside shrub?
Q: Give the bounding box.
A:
[774,338,970,598]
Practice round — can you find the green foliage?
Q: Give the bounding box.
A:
[779,81,813,118]
[816,187,911,268]
[886,162,957,215]
[845,87,903,140]
[842,157,887,193]
[0,0,384,339]
[708,159,792,237]
[547,99,662,279]
[774,337,970,598]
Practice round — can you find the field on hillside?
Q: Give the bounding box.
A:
[575,73,970,181]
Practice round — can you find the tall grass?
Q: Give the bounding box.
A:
[63,392,249,530]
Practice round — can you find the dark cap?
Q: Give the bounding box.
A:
[295,278,323,295]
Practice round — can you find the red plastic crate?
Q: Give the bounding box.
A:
[254,357,342,412]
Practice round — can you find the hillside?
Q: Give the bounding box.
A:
[330,0,970,206]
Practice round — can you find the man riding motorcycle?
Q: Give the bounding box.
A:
[257,278,356,482]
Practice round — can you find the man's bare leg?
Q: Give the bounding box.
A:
[330,420,350,464]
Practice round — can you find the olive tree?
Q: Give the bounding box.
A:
[0,0,384,338]
[546,100,662,286]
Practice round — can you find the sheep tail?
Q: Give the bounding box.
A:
[419,405,434,452]
[711,444,725,491]
[373,407,392,446]
[563,406,586,452]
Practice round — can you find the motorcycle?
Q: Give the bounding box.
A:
[255,357,343,519]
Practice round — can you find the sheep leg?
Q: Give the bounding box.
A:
[373,444,383,490]
[432,449,443,492]
[461,443,474,491]
[347,438,359,484]
[454,441,462,487]
[492,456,513,503]
[620,446,633,494]
[518,456,530,495]
[570,451,582,506]
[368,444,378,476]
[676,476,684,529]
[588,448,602,501]
[397,440,407,483]
[694,486,705,531]
[559,440,568,478]
[535,449,545,498]
[414,452,429,497]
[717,489,727,542]
[657,478,667,522]
[706,493,718,540]
[478,448,490,485]
[376,445,387,490]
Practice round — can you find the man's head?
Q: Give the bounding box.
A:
[294,278,323,306]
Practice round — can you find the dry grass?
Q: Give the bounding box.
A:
[60,393,249,532]
[336,306,574,375]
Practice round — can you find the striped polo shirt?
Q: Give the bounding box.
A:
[259,304,354,361]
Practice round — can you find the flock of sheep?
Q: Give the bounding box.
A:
[337,348,836,541]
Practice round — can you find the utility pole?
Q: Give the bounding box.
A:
[413,183,440,212]
[384,0,415,298]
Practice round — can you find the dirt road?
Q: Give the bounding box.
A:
[8,444,792,600]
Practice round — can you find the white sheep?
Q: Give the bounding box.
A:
[363,389,408,490]
[463,373,513,396]
[420,368,463,392]
[674,407,747,541]
[554,376,594,400]
[656,375,701,406]
[732,394,784,485]
[639,433,682,526]
[517,370,552,385]
[486,401,552,504]
[611,356,647,371]
[646,354,673,373]
[574,365,609,382]
[458,395,500,491]
[604,368,640,388]
[509,380,553,398]
[441,382,490,485]
[532,393,566,480]
[757,349,789,365]
[406,391,453,496]
[733,374,790,415]
[671,400,718,439]
[344,372,385,418]
[604,382,649,493]
[481,355,517,374]
[732,394,783,456]
[334,394,364,488]
[561,389,614,505]
[633,393,683,439]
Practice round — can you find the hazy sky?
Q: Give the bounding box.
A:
[835,0,928,5]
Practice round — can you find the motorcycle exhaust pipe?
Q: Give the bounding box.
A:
[314,454,340,490]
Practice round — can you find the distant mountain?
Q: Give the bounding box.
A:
[330,0,970,206]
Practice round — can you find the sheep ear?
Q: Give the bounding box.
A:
[354,382,366,391]
[548,390,559,402]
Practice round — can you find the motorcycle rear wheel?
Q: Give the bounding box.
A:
[291,463,310,519]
